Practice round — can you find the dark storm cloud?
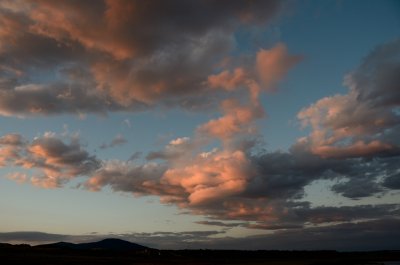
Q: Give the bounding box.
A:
[0,0,283,116]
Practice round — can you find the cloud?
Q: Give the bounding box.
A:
[331,178,384,199]
[128,151,142,161]
[200,43,300,140]
[195,221,245,228]
[0,132,100,188]
[2,40,399,234]
[83,160,168,194]
[206,218,400,251]
[0,231,69,244]
[81,143,400,226]
[208,68,247,91]
[0,133,26,165]
[383,172,400,190]
[256,43,302,91]
[146,137,193,161]
[99,134,127,149]
[163,150,252,206]
[198,98,264,140]
[0,0,283,116]
[297,39,400,159]
[294,204,400,224]
[122,119,131,128]
[0,133,25,145]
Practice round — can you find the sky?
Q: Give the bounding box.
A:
[0,0,400,250]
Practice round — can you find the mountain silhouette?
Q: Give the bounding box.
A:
[37,238,149,250]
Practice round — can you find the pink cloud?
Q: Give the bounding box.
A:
[0,132,100,188]
[207,68,247,91]
[0,1,283,115]
[198,99,264,139]
[312,140,393,159]
[162,150,252,205]
[256,43,302,91]
[297,40,400,159]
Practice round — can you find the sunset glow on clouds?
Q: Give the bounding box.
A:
[0,0,399,250]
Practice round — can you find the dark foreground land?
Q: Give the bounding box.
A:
[1,241,399,265]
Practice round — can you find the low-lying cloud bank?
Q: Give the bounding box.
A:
[1,218,399,250]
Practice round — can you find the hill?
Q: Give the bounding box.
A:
[36,238,149,251]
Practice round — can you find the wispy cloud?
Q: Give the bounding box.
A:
[99,134,127,149]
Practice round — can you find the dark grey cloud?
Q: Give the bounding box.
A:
[0,231,68,243]
[99,134,127,149]
[128,151,142,161]
[248,148,400,201]
[205,218,400,251]
[82,160,169,195]
[331,178,383,199]
[246,223,303,230]
[383,172,400,190]
[294,204,400,224]
[354,39,400,108]
[195,221,245,228]
[0,133,100,187]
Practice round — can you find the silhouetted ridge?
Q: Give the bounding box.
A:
[37,238,148,250]
[78,238,148,250]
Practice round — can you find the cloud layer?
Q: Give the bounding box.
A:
[2,39,400,235]
[2,218,400,250]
